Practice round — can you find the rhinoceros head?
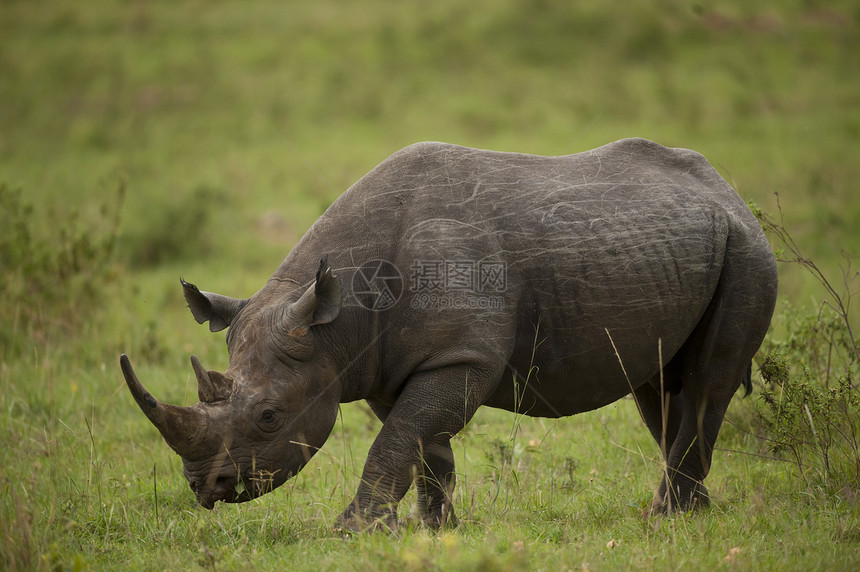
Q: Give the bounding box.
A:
[122,261,343,509]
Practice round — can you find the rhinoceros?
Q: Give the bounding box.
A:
[121,138,777,529]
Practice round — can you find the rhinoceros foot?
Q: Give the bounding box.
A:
[334,502,398,534]
[645,478,710,518]
[417,503,458,530]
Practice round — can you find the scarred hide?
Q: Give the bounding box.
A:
[122,139,777,530]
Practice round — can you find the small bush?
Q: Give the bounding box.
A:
[123,185,230,267]
[758,352,859,490]
[0,182,124,358]
[753,197,859,493]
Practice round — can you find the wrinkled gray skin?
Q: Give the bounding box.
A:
[122,138,777,530]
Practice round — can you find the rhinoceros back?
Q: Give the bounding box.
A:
[276,139,773,415]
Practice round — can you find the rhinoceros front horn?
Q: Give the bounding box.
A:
[121,354,209,458]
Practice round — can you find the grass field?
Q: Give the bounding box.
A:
[2,1,860,569]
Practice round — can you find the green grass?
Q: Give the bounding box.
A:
[2,0,860,569]
[4,390,859,570]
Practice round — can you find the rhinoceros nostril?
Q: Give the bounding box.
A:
[213,475,237,496]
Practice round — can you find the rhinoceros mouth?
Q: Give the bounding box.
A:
[193,469,289,509]
[190,473,241,509]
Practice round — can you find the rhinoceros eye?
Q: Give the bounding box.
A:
[254,402,284,432]
[258,408,282,432]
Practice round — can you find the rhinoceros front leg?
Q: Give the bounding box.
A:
[363,399,458,528]
[415,438,458,528]
[337,363,496,532]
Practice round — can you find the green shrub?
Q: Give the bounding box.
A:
[122,185,230,267]
[753,199,859,493]
[758,352,859,490]
[0,182,123,359]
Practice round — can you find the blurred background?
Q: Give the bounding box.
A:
[2,0,858,368]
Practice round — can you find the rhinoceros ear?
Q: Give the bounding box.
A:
[285,259,342,336]
[181,279,248,332]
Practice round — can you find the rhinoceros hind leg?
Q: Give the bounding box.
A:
[652,240,774,514]
[632,377,686,514]
[647,339,736,514]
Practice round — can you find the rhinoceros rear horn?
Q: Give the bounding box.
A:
[190,354,233,403]
[121,354,209,457]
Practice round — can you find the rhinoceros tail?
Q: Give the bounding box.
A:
[741,362,753,397]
